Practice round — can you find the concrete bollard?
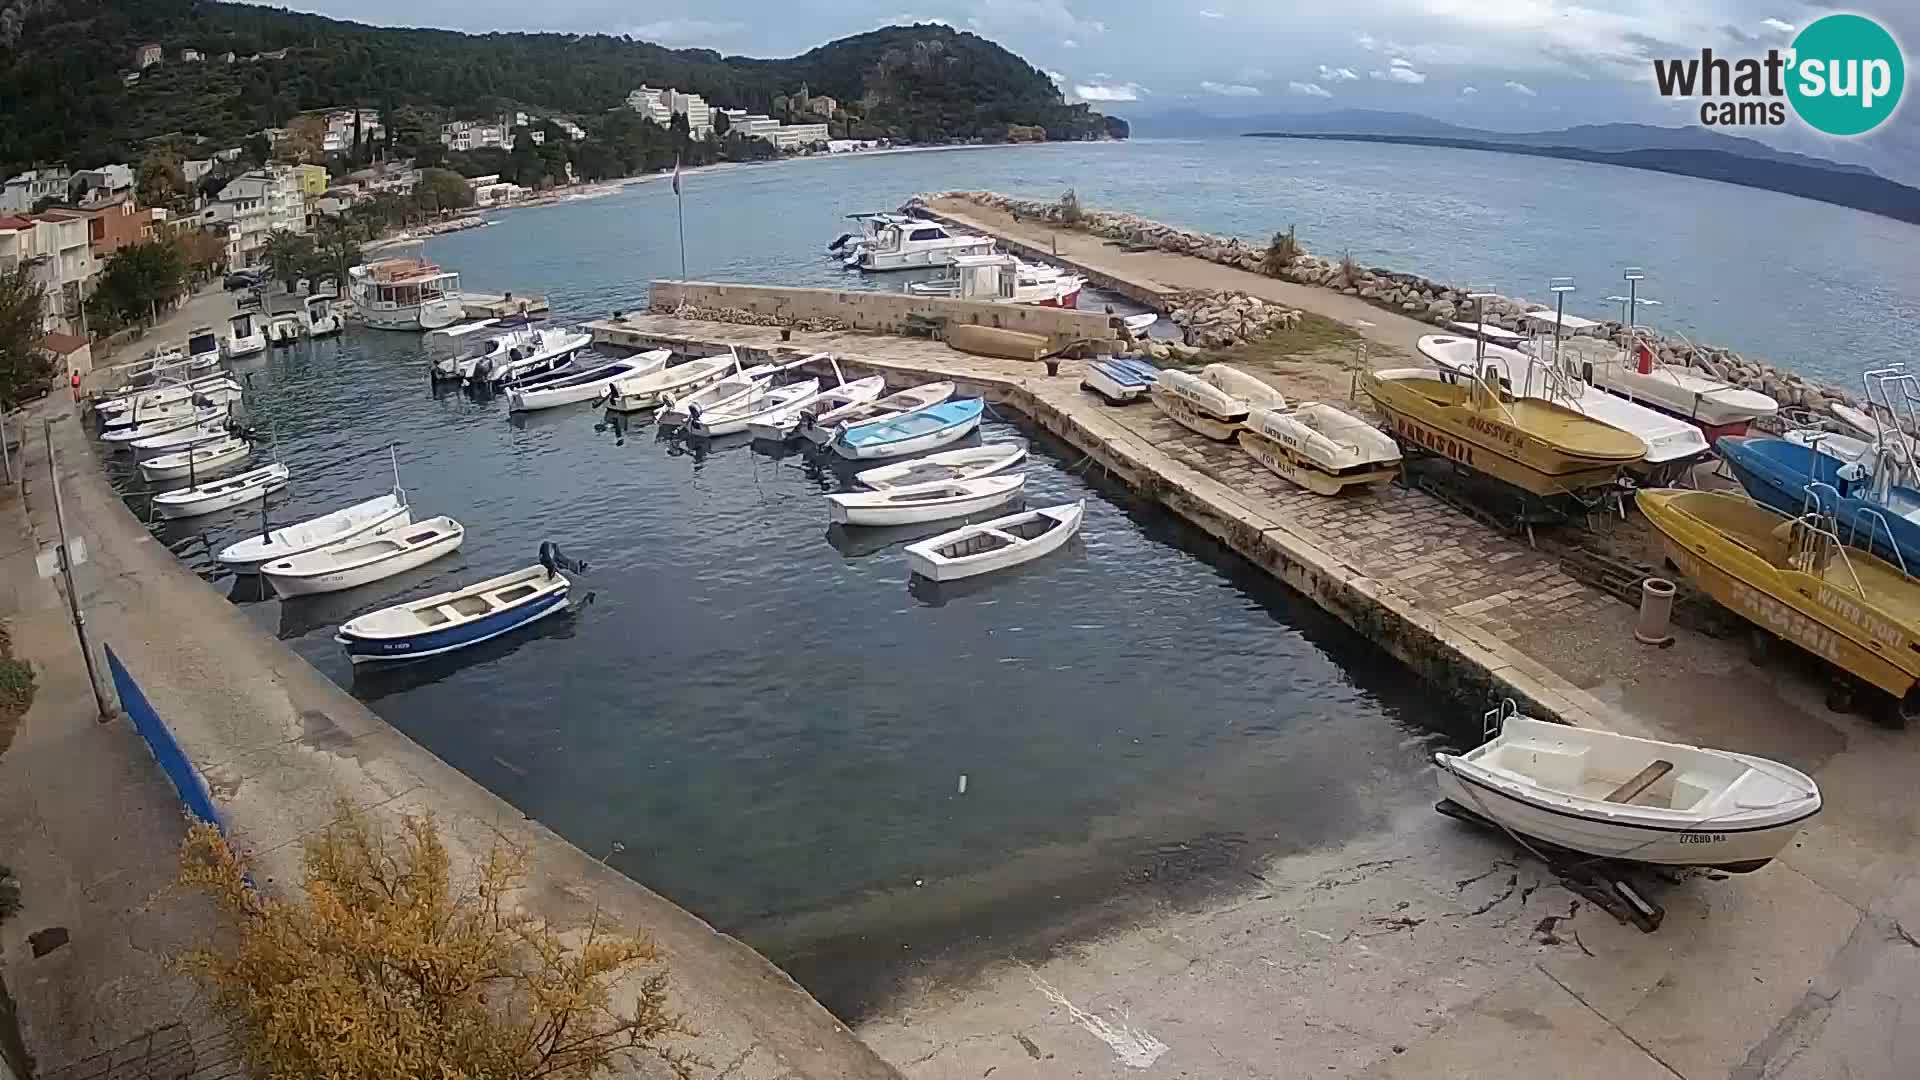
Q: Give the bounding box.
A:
[1635,577,1676,646]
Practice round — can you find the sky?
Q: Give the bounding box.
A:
[252,0,1916,179]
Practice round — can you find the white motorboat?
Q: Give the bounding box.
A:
[226,307,269,357]
[98,377,240,421]
[656,365,777,428]
[472,327,592,387]
[348,247,465,331]
[1152,365,1286,441]
[1434,705,1820,872]
[905,254,1085,307]
[604,353,738,413]
[1418,335,1711,473]
[799,381,954,446]
[506,351,670,412]
[856,442,1029,490]
[851,220,995,272]
[263,515,464,598]
[129,420,232,456]
[1237,403,1402,495]
[99,397,208,432]
[1578,337,1777,440]
[151,463,289,520]
[1123,313,1159,334]
[101,405,226,445]
[1082,357,1159,404]
[749,375,886,441]
[217,491,412,573]
[138,438,252,483]
[905,500,1085,582]
[184,325,223,369]
[687,379,820,438]
[304,293,343,338]
[335,561,568,663]
[827,211,917,261]
[829,473,1026,527]
[266,312,305,345]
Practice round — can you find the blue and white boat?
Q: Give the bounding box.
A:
[831,398,984,460]
[1718,435,1920,571]
[335,562,569,663]
[1082,357,1159,404]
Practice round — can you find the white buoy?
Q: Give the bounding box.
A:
[957,774,968,794]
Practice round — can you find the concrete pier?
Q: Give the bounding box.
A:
[463,291,549,319]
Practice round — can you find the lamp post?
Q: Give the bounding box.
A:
[1547,276,1576,368]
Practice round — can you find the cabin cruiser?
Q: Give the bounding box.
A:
[906,254,1085,307]
[848,220,995,272]
[826,212,917,261]
[348,243,464,330]
[184,325,223,371]
[224,311,266,358]
[430,321,590,386]
[304,293,342,338]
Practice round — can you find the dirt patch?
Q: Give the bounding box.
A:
[1186,315,1380,404]
[0,625,36,759]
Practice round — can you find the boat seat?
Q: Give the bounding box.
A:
[1605,760,1674,804]
[1500,741,1589,790]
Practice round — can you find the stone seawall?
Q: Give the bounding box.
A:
[649,279,1126,347]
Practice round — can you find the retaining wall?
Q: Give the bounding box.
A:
[647,280,1123,346]
[104,646,223,831]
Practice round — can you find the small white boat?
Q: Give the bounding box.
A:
[216,491,412,573]
[303,294,342,338]
[905,500,1084,582]
[137,438,252,483]
[688,378,819,438]
[799,381,954,446]
[98,377,240,420]
[1434,706,1820,872]
[828,473,1026,527]
[129,420,232,456]
[1082,357,1159,404]
[905,253,1085,307]
[263,515,465,598]
[605,353,738,413]
[185,325,223,369]
[151,463,289,520]
[266,313,305,345]
[506,351,670,412]
[856,442,1029,490]
[749,375,886,441]
[101,406,227,445]
[1237,403,1402,495]
[1123,313,1160,334]
[472,328,593,387]
[852,220,996,272]
[1151,365,1285,441]
[657,365,777,427]
[1571,332,1777,439]
[832,399,983,460]
[335,561,569,663]
[99,397,208,432]
[225,311,267,358]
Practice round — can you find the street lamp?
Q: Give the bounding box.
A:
[1547,276,1575,366]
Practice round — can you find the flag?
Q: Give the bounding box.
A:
[671,157,681,196]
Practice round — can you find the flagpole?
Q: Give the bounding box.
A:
[673,156,687,281]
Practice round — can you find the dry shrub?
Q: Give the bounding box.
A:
[1263,226,1299,276]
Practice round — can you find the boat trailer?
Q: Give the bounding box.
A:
[1434,797,1668,933]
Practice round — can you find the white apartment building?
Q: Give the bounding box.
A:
[626,86,673,126]
[769,124,830,151]
[321,109,385,154]
[440,121,510,152]
[201,168,304,269]
[556,120,587,141]
[669,91,712,136]
[735,115,781,139]
[1,167,74,212]
[0,213,95,334]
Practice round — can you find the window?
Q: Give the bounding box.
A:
[908,228,946,242]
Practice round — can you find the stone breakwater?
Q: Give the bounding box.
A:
[911,191,1883,430]
[661,302,850,333]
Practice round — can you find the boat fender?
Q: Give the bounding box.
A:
[539,541,589,577]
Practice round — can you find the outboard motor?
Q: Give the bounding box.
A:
[827,232,854,253]
[538,541,589,579]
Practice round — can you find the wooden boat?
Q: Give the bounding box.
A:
[832,399,983,460]
[1237,403,1401,496]
[799,381,954,446]
[335,562,569,663]
[657,365,776,428]
[603,353,739,413]
[1361,367,1645,497]
[151,463,289,520]
[506,351,669,412]
[906,500,1084,582]
[1434,704,1820,871]
[1151,364,1286,440]
[217,491,412,573]
[137,438,252,483]
[688,379,820,438]
[856,442,1029,490]
[749,376,886,441]
[101,406,226,445]
[1083,357,1159,404]
[129,421,232,456]
[97,377,240,421]
[1639,489,1920,724]
[828,473,1026,527]
[264,515,465,598]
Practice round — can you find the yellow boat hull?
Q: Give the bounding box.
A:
[1640,490,1920,698]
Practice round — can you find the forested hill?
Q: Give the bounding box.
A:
[0,1,1122,172]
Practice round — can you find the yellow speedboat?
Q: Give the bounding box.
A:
[1362,367,1646,496]
[1639,489,1920,723]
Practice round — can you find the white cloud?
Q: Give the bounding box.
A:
[1044,70,1065,84]
[1074,81,1147,101]
[1238,67,1273,83]
[1062,38,1078,48]
[1091,71,1111,78]
[623,18,745,46]
[962,0,1106,42]
[1356,32,1378,51]
[1198,8,1225,17]
[1461,85,1478,95]
[1287,81,1333,98]
[1504,80,1537,96]
[1200,81,1262,96]
[1318,64,1360,82]
[1761,17,1795,35]
[1371,59,1427,84]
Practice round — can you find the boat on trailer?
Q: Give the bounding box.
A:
[1237,403,1402,495]
[217,491,412,573]
[1152,365,1287,441]
[1083,357,1159,404]
[905,500,1084,582]
[828,473,1027,527]
[264,515,465,599]
[335,560,570,663]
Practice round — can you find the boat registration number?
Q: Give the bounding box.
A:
[1677,832,1727,844]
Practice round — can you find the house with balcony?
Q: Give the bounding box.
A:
[440,121,509,152]
[768,124,830,151]
[670,91,713,136]
[201,168,304,269]
[1,167,74,212]
[71,165,134,209]
[74,200,158,259]
[134,43,163,68]
[0,212,97,334]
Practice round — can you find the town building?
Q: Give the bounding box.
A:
[471,180,526,207]
[801,93,838,117]
[183,159,216,185]
[626,86,673,126]
[199,167,305,269]
[1,167,74,212]
[70,165,134,208]
[74,200,160,259]
[181,48,203,62]
[556,119,587,141]
[134,43,163,69]
[669,91,713,136]
[0,211,97,334]
[734,115,781,139]
[39,331,93,379]
[291,163,329,197]
[440,120,510,152]
[769,124,830,151]
[320,109,385,155]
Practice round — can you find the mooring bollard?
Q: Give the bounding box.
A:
[1635,577,1676,646]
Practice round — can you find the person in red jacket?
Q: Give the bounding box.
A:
[70,371,81,402]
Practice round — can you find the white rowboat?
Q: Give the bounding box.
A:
[688,379,820,438]
[604,354,737,413]
[856,442,1029,490]
[130,421,232,456]
[657,366,776,428]
[263,515,465,598]
[828,473,1026,526]
[101,406,226,445]
[506,351,670,412]
[138,438,252,483]
[905,500,1084,582]
[749,376,886,441]
[216,492,412,572]
[1152,366,1285,441]
[151,463,289,520]
[800,381,954,446]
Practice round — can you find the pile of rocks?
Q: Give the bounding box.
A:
[1167,290,1304,349]
[662,303,848,334]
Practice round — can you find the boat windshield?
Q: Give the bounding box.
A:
[187,332,218,355]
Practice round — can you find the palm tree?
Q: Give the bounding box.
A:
[313,219,362,291]
[260,230,317,292]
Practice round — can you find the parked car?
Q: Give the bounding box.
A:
[224,270,262,290]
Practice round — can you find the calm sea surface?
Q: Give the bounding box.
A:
[107,138,1912,1011]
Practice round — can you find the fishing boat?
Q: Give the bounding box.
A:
[334,560,569,663]
[749,375,886,441]
[656,364,777,428]
[151,462,289,520]
[1083,357,1159,404]
[1639,488,1920,724]
[1123,313,1159,335]
[224,311,266,358]
[798,381,954,446]
[506,351,670,412]
[1434,702,1821,871]
[348,247,465,331]
[905,254,1085,307]
[137,438,252,483]
[832,399,984,460]
[184,326,223,370]
[264,516,465,599]
[849,220,995,271]
[1718,436,1920,571]
[1583,338,1777,439]
[304,293,343,338]
[472,327,592,387]
[1362,367,1646,497]
[265,312,305,346]
[217,491,412,573]
[856,442,1029,490]
[687,379,820,438]
[128,419,232,456]
[1238,403,1402,495]
[100,405,227,446]
[828,473,1026,527]
[1151,365,1287,441]
[604,353,738,414]
[905,500,1084,581]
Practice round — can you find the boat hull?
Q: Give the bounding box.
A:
[606,363,731,413]
[832,411,982,460]
[1150,386,1242,441]
[1083,359,1157,404]
[905,502,1082,582]
[338,587,566,662]
[219,498,412,573]
[827,479,1024,527]
[357,297,466,331]
[1718,436,1920,571]
[1236,428,1397,496]
[859,242,996,271]
[265,529,464,598]
[153,471,288,520]
[138,442,252,483]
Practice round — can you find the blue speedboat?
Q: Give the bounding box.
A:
[832,398,984,460]
[1717,435,1920,571]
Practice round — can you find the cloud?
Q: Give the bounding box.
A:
[1200,81,1261,96]
[1356,33,1378,51]
[1044,70,1065,84]
[1371,58,1427,84]
[1062,38,1078,48]
[1198,8,1225,17]
[1317,64,1359,82]
[623,18,745,46]
[1287,81,1333,98]
[1074,81,1147,101]
[962,0,1105,40]
[1461,85,1478,95]
[1504,80,1537,96]
[1761,17,1795,35]
[1090,72,1111,79]
[1238,66,1273,82]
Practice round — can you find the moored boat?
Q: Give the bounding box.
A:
[831,398,984,460]
[349,247,465,331]
[905,500,1084,582]
[687,378,820,438]
[97,378,240,423]
[851,220,994,271]
[1083,357,1159,404]
[827,473,1026,527]
[506,351,670,412]
[799,381,954,446]
[304,293,343,338]
[224,311,266,358]
[264,515,465,598]
[266,313,305,345]
[151,462,289,520]
[604,353,738,413]
[128,419,232,456]
[749,375,886,441]
[185,325,223,369]
[335,560,569,663]
[657,365,776,428]
[101,406,227,446]
[855,442,1028,490]
[472,327,592,387]
[216,491,412,573]
[905,254,1085,307]
[1151,365,1286,441]
[1237,403,1401,496]
[137,438,252,483]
